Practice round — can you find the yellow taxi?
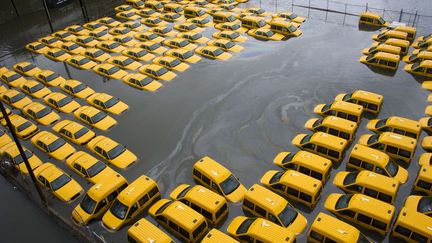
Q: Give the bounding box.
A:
[402,51,432,63]
[0,129,11,147]
[422,136,432,150]
[136,8,160,18]
[89,29,113,41]
[367,116,421,139]
[219,3,242,13]
[358,12,389,27]
[43,92,80,113]
[0,142,43,174]
[325,193,395,234]
[39,36,63,48]
[65,24,90,36]
[52,120,95,145]
[116,9,141,21]
[107,56,142,71]
[61,42,86,55]
[208,39,243,53]
[1,89,32,109]
[359,52,400,70]
[305,116,357,141]
[334,89,383,114]
[86,93,129,115]
[362,43,401,56]
[134,31,165,43]
[404,60,432,78]
[112,35,138,47]
[201,229,238,243]
[152,56,189,72]
[419,153,432,167]
[173,23,203,33]
[33,70,65,87]
[96,41,126,53]
[391,207,432,242]
[267,20,302,37]
[120,21,146,32]
[66,55,97,70]
[1,71,26,87]
[247,28,285,41]
[213,30,248,42]
[34,162,83,203]
[404,195,432,217]
[122,48,155,62]
[141,17,167,27]
[215,22,247,33]
[22,101,59,126]
[73,36,99,48]
[195,46,232,60]
[0,67,7,75]
[177,31,209,44]
[126,0,145,9]
[413,38,432,49]
[25,41,50,54]
[66,151,123,184]
[60,79,95,99]
[160,12,185,22]
[0,114,39,139]
[139,64,176,81]
[413,165,432,195]
[92,64,128,80]
[114,4,133,12]
[31,130,76,160]
[163,38,197,50]
[415,34,432,43]
[333,170,399,204]
[314,101,363,124]
[165,48,202,63]
[148,26,178,37]
[372,30,408,42]
[241,7,271,17]
[83,21,108,32]
[187,16,214,27]
[13,62,41,77]
[292,132,348,162]
[135,41,168,55]
[419,117,432,132]
[227,216,296,242]
[87,135,137,169]
[74,106,117,131]
[192,156,246,203]
[19,80,51,99]
[272,12,306,23]
[97,17,121,28]
[81,48,111,62]
[122,73,162,91]
[45,48,71,62]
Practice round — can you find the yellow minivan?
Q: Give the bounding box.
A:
[367,116,421,139]
[413,165,432,196]
[314,101,364,124]
[192,156,246,203]
[308,212,371,243]
[381,38,410,55]
[347,144,408,184]
[359,12,389,27]
[333,170,399,204]
[213,11,239,24]
[260,170,323,208]
[402,51,432,64]
[392,207,432,242]
[268,20,302,37]
[273,150,332,184]
[325,193,395,235]
[404,60,432,78]
[362,43,401,56]
[72,176,128,226]
[240,16,269,29]
[127,218,174,243]
[149,199,209,242]
[292,132,349,163]
[102,175,161,231]
[334,89,384,114]
[359,51,400,70]
[242,184,307,235]
[304,116,358,141]
[359,132,416,164]
[390,26,417,41]
[372,30,408,42]
[169,184,229,226]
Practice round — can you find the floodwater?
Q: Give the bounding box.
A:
[0,0,432,243]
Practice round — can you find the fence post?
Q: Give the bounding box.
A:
[399,8,403,22]
[307,0,310,17]
[412,11,418,27]
[275,0,277,13]
[291,0,294,11]
[78,0,89,22]
[40,0,54,33]
[365,3,368,12]
[343,3,347,25]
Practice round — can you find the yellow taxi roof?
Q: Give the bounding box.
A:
[378,132,416,150]
[91,93,114,103]
[36,163,64,181]
[193,156,232,182]
[245,184,288,214]
[157,56,177,62]
[23,79,42,88]
[87,175,127,199]
[95,63,116,70]
[7,114,29,127]
[385,38,410,47]
[346,194,394,221]
[393,26,416,33]
[375,43,401,52]
[145,64,164,71]
[63,79,83,87]
[280,170,322,193]
[46,92,68,101]
[185,6,204,11]
[385,116,421,133]
[182,185,226,210]
[417,51,432,58]
[373,51,400,61]
[311,132,348,151]
[93,135,119,150]
[56,120,86,134]
[117,175,158,205]
[330,101,363,115]
[25,102,46,112]
[292,151,332,170]
[203,46,221,52]
[248,217,295,242]
[164,200,206,230]
[380,30,408,38]
[36,131,60,146]
[214,11,234,17]
[3,71,21,78]
[311,212,362,242]
[352,171,398,194]
[351,90,383,103]
[395,207,432,236]
[128,218,173,243]
[321,116,357,133]
[419,60,432,68]
[202,229,237,243]
[350,144,390,166]
[361,12,382,19]
[242,15,265,22]
[1,142,30,157]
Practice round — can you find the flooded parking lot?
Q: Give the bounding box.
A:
[0,0,432,242]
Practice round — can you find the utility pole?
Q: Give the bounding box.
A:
[40,0,54,33]
[0,101,47,207]
[78,0,89,22]
[10,0,19,17]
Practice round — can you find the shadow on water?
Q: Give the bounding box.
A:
[358,24,384,32]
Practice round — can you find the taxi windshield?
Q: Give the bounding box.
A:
[108,145,126,159]
[107,66,120,74]
[288,25,297,32]
[110,199,129,219]
[156,67,168,76]
[45,73,59,81]
[183,51,193,59]
[335,194,352,210]
[74,127,88,139]
[30,83,44,93]
[48,139,65,152]
[122,58,133,66]
[87,161,107,177]
[343,172,358,185]
[213,48,224,56]
[227,16,236,22]
[35,107,51,118]
[13,150,33,164]
[17,121,32,132]
[80,194,97,214]
[418,197,432,213]
[169,59,181,67]
[219,174,240,195]
[51,174,71,190]
[376,118,387,128]
[58,96,72,106]
[104,97,119,108]
[90,111,107,123]
[385,159,399,176]
[278,204,298,227]
[367,134,379,145]
[257,20,266,27]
